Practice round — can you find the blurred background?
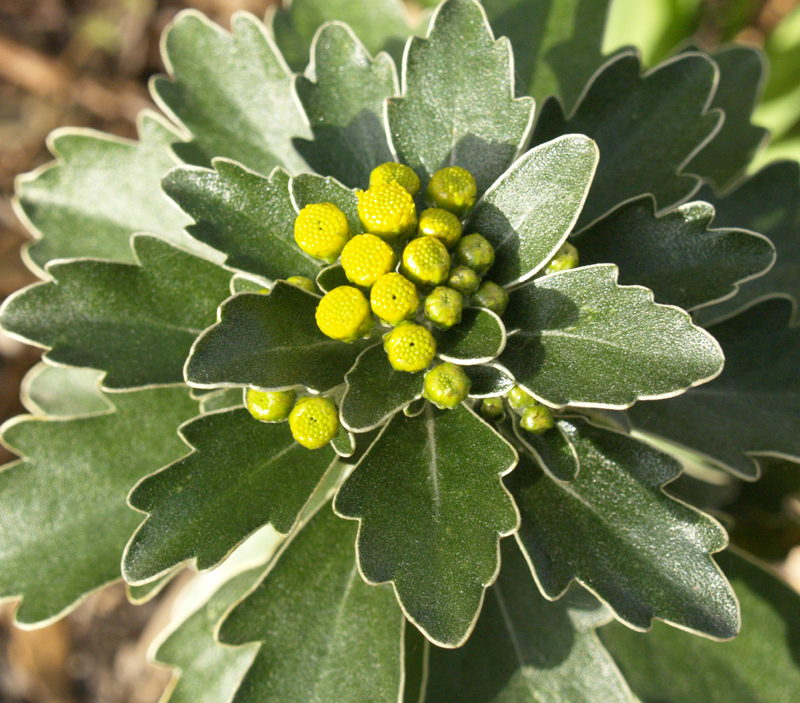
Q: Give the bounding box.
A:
[1,0,799,701]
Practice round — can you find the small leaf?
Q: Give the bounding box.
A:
[340,344,424,432]
[532,51,722,230]
[162,162,320,281]
[290,173,364,234]
[573,196,775,311]
[425,538,635,703]
[600,550,800,703]
[123,407,337,584]
[0,236,232,390]
[230,274,270,294]
[316,263,349,293]
[629,297,800,479]
[0,386,198,625]
[464,363,514,397]
[334,403,519,646]
[21,363,108,417]
[199,388,244,414]
[500,264,724,408]
[387,0,535,195]
[15,112,204,271]
[293,22,397,188]
[186,283,372,393]
[512,416,580,483]
[507,420,739,639]
[218,504,405,703]
[465,134,598,286]
[437,307,507,365]
[332,424,356,457]
[153,11,310,175]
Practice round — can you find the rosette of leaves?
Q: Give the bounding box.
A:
[1,0,800,701]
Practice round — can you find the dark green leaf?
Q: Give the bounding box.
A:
[425,538,635,703]
[629,297,800,479]
[316,263,349,293]
[199,388,244,414]
[464,363,514,397]
[293,22,397,188]
[600,550,800,703]
[532,51,722,230]
[334,403,519,646]
[153,11,310,175]
[437,307,507,365]
[573,196,775,311]
[0,386,197,625]
[162,162,320,281]
[290,173,363,234]
[507,420,739,639]
[0,235,232,390]
[513,416,580,482]
[218,504,405,703]
[185,283,372,393]
[332,424,356,457]
[501,264,724,408]
[340,343,424,432]
[230,274,270,294]
[465,134,598,286]
[21,363,108,417]
[387,0,535,195]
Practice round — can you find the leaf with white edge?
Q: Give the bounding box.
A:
[199,388,244,414]
[163,162,319,281]
[152,11,310,175]
[340,343,424,432]
[500,264,724,408]
[694,161,800,324]
[464,363,514,397]
[685,45,769,191]
[334,403,519,646]
[0,236,232,390]
[290,173,364,234]
[14,112,209,272]
[127,566,182,605]
[316,263,349,293]
[387,0,535,195]
[230,274,269,295]
[600,550,800,703]
[464,134,598,286]
[629,297,800,480]
[332,424,356,457]
[532,51,722,230]
[21,363,108,417]
[512,416,580,482]
[0,386,198,626]
[573,196,775,311]
[507,419,739,640]
[271,0,414,73]
[425,538,635,703]
[124,407,338,584]
[293,22,397,188]
[437,307,507,365]
[218,504,406,703]
[186,283,372,393]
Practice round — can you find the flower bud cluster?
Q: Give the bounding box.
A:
[246,388,340,450]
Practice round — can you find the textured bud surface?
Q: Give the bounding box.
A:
[471,280,509,315]
[357,182,418,243]
[480,397,505,419]
[520,404,555,434]
[294,202,350,262]
[401,236,451,288]
[316,286,375,341]
[425,166,477,217]
[424,286,463,329]
[285,276,316,293]
[416,208,462,250]
[544,241,580,274]
[289,396,339,449]
[383,322,437,372]
[423,362,471,409]
[508,385,538,410]
[341,234,398,287]
[246,388,296,422]
[369,162,421,196]
[370,273,420,326]
[448,266,482,296]
[455,233,495,276]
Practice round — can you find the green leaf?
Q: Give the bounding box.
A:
[293,22,397,188]
[332,424,356,457]
[694,161,800,324]
[334,403,519,646]
[629,297,800,480]
[14,112,210,272]
[425,538,635,703]
[218,504,406,703]
[152,11,310,175]
[231,274,269,294]
[481,0,612,111]
[512,416,580,483]
[162,162,320,282]
[21,363,108,417]
[506,420,739,640]
[340,344,424,432]
[464,363,514,397]
[500,264,724,408]
[186,283,372,393]
[199,388,245,414]
[124,407,337,583]
[0,235,232,390]
[464,134,598,286]
[532,51,722,230]
[573,196,775,311]
[685,45,769,191]
[0,386,198,625]
[290,173,364,234]
[271,0,414,73]
[316,263,349,293]
[387,0,535,195]
[437,307,507,365]
[600,550,800,703]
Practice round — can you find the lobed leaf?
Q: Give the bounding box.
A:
[290,173,364,235]
[21,363,108,417]
[464,363,514,397]
[512,416,580,483]
[436,307,507,365]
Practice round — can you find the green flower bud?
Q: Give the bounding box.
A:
[285,275,316,293]
[423,362,471,409]
[480,397,505,420]
[544,242,580,275]
[507,385,538,410]
[447,266,482,296]
[246,388,296,422]
[471,280,509,315]
[520,404,555,435]
[425,166,477,218]
[454,233,495,276]
[424,286,463,329]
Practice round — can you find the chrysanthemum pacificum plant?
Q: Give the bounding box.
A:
[1,0,800,701]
